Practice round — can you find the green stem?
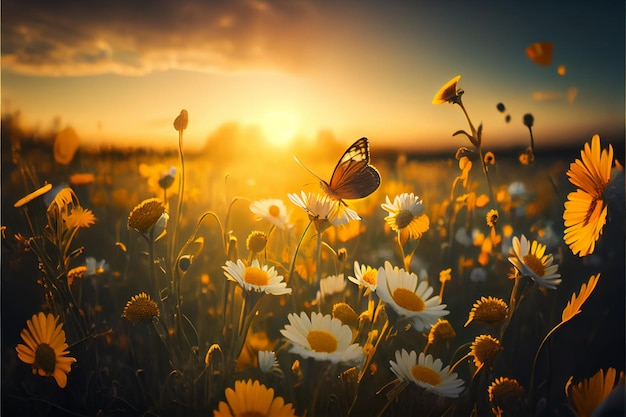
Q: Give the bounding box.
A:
[529,321,565,407]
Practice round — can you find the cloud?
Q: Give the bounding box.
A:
[1,0,318,77]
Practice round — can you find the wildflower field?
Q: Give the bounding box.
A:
[2,79,624,417]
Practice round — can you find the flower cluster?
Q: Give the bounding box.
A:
[4,82,622,417]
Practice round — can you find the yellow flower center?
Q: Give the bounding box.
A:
[244,267,269,286]
[307,330,338,353]
[269,204,281,217]
[522,254,545,276]
[395,210,415,229]
[34,343,57,375]
[362,269,377,286]
[410,364,441,386]
[392,288,425,312]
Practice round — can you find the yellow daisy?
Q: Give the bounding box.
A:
[214,379,298,417]
[486,209,499,228]
[389,349,465,397]
[15,313,77,388]
[63,206,97,229]
[381,193,430,241]
[508,234,561,289]
[246,230,268,254]
[348,261,378,292]
[563,135,614,256]
[465,296,508,327]
[427,319,456,346]
[280,311,363,364]
[488,377,527,417]
[432,75,462,105]
[127,198,166,232]
[122,292,160,323]
[565,367,624,417]
[470,335,501,370]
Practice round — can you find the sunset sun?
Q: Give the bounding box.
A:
[262,111,297,146]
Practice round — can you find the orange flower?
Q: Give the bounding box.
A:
[563,135,614,256]
[15,313,76,388]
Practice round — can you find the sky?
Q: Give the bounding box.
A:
[2,0,624,153]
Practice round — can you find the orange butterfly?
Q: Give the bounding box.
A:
[295,137,381,204]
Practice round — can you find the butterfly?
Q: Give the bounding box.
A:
[295,137,381,204]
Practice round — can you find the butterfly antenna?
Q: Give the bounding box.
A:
[293,155,324,182]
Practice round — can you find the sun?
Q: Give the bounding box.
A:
[262,111,297,146]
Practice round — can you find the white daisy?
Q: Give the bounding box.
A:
[508,234,561,289]
[348,261,378,292]
[288,191,360,228]
[280,311,363,364]
[222,259,292,295]
[318,274,347,299]
[375,261,448,331]
[249,198,289,229]
[85,257,109,276]
[390,349,465,398]
[381,193,429,240]
[257,350,278,373]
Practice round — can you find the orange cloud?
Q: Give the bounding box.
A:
[1,0,318,77]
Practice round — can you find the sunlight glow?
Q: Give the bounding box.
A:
[262,111,297,146]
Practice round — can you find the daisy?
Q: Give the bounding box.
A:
[288,191,360,230]
[15,313,77,388]
[280,311,363,364]
[464,296,508,327]
[250,198,290,230]
[563,135,615,256]
[427,319,456,346]
[246,230,268,253]
[348,261,378,292]
[469,335,501,369]
[223,259,291,295]
[214,379,297,417]
[488,377,527,417]
[257,351,278,373]
[565,368,624,417]
[508,234,561,289]
[375,261,448,331]
[317,274,347,300]
[381,193,430,241]
[122,292,161,323]
[63,206,97,229]
[389,349,464,398]
[85,257,109,276]
[128,198,166,233]
[432,75,462,105]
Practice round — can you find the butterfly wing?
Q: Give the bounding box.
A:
[325,137,381,200]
